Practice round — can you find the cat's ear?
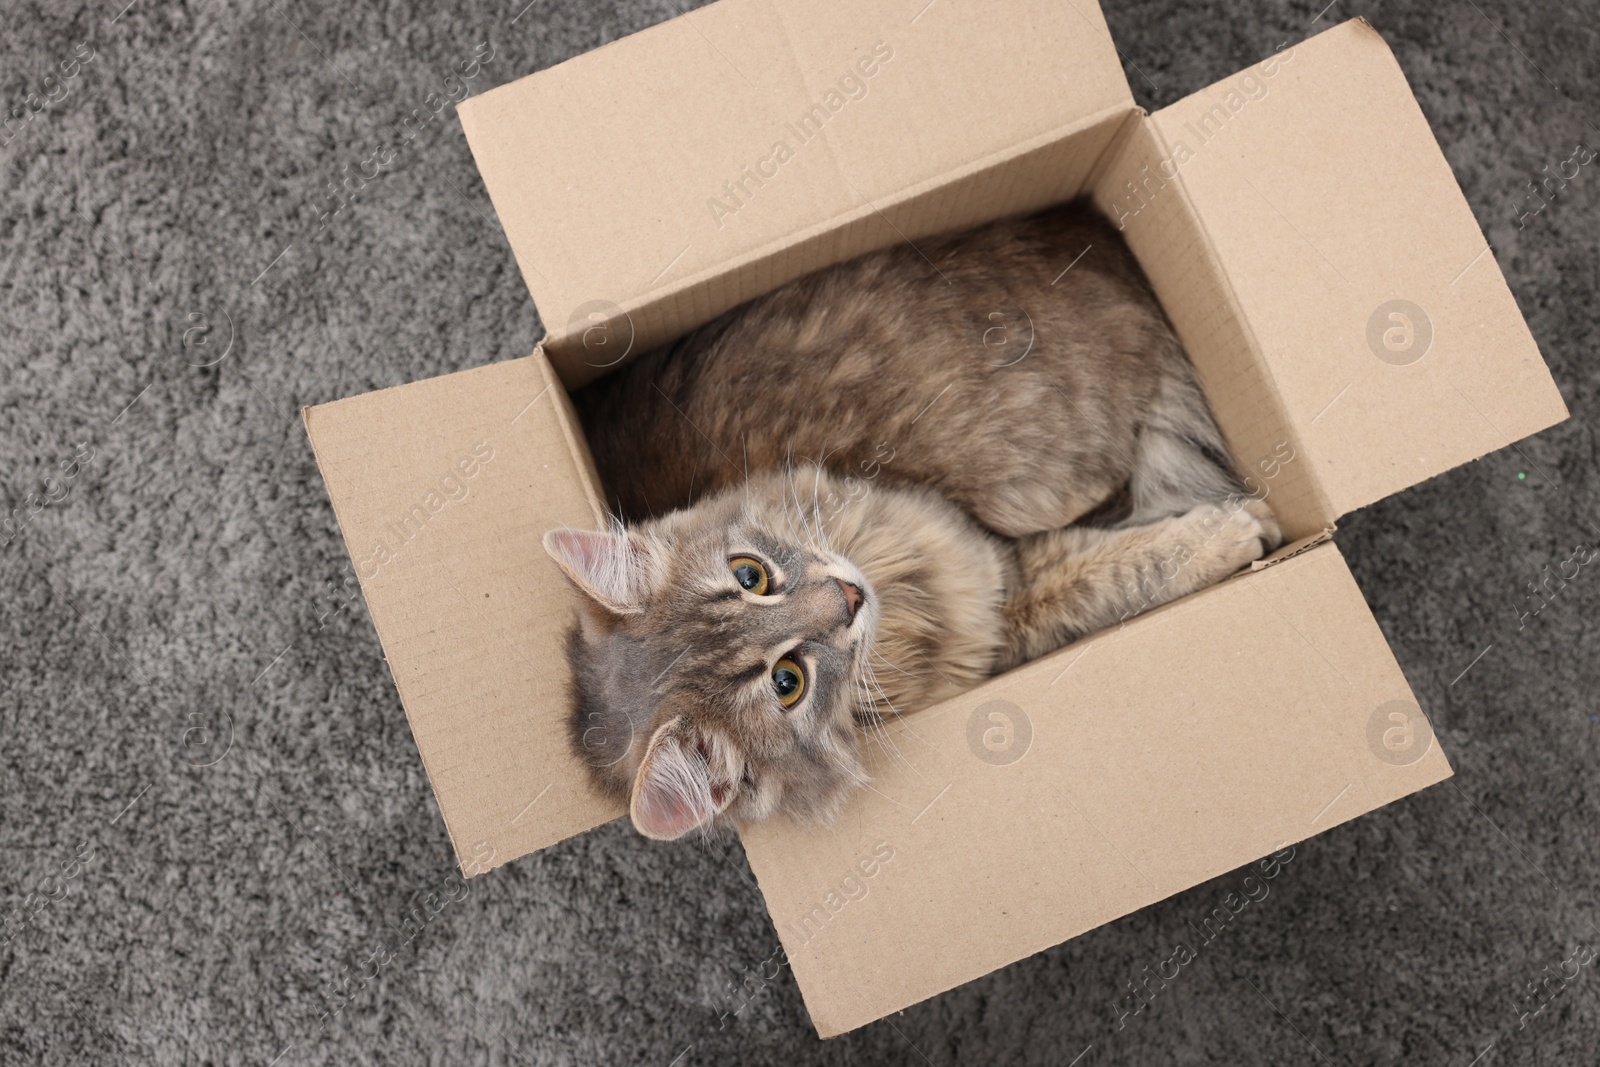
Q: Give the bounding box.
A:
[630,718,737,841]
[543,528,652,623]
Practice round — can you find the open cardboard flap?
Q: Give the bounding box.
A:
[301,1,1568,1041]
[1141,19,1566,522]
[1091,20,1566,541]
[304,355,622,862]
[457,0,1134,384]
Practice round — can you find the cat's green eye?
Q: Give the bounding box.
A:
[772,658,805,707]
[729,556,770,595]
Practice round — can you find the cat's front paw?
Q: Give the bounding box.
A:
[1185,497,1282,573]
[1235,495,1284,557]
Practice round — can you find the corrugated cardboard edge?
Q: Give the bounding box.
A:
[1254,524,1336,571]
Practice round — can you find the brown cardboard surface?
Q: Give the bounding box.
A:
[527,105,1132,389]
[739,541,1451,1036]
[1092,116,1331,543]
[1146,20,1567,519]
[458,0,1133,384]
[302,353,621,872]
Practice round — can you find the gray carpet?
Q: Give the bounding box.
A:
[2,0,1596,1063]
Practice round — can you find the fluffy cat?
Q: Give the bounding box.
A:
[544,201,1283,840]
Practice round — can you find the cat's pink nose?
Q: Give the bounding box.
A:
[836,578,864,621]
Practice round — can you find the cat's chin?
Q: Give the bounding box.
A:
[724,792,857,833]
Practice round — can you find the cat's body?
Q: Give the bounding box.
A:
[545,202,1282,840]
[576,204,1239,536]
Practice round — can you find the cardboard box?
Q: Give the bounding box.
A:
[302,0,1567,1037]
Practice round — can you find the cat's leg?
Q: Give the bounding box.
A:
[973,467,1132,539]
[1120,362,1245,527]
[996,496,1282,670]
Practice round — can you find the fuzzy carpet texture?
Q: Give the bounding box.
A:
[2,0,1597,1063]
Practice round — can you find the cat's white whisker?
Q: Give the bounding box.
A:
[861,684,916,773]
[861,655,905,719]
[850,630,914,774]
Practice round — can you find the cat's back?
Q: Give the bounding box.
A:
[574,201,1183,536]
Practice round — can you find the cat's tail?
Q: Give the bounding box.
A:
[1120,353,1246,527]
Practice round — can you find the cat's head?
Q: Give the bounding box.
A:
[543,483,876,840]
